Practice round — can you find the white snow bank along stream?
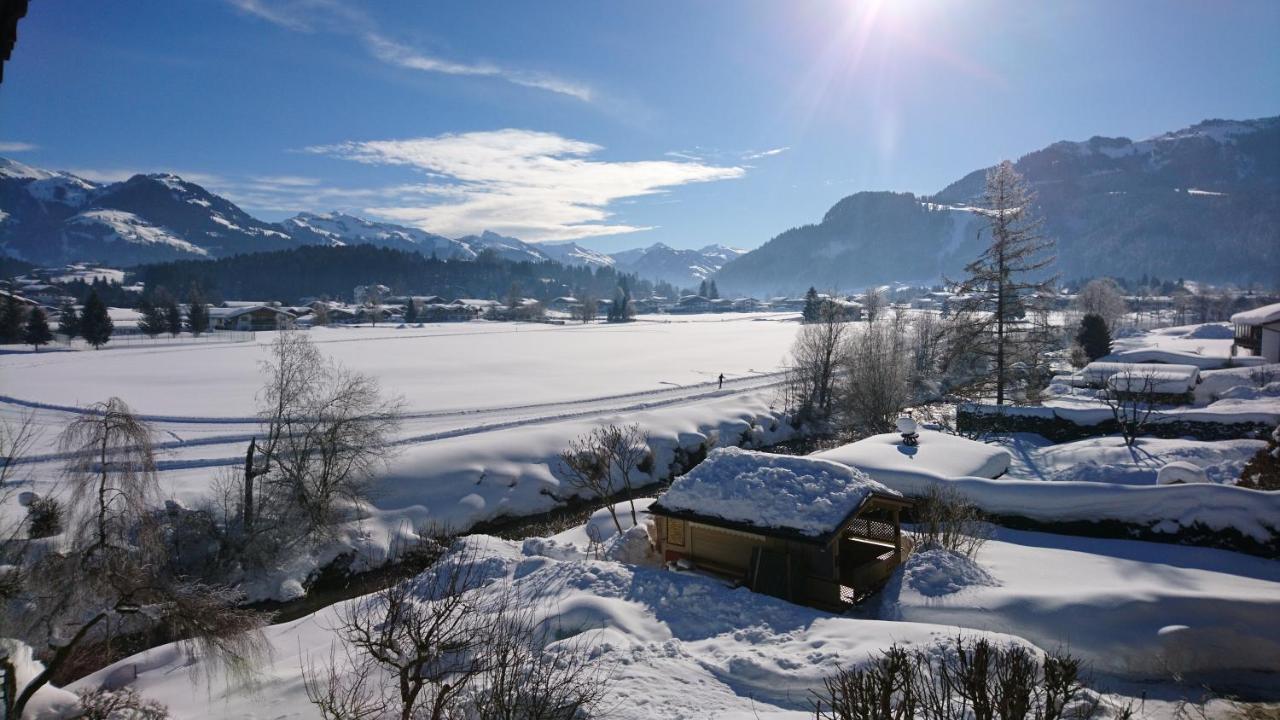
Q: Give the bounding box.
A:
[72,531,1034,720]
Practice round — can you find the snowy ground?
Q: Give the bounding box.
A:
[879,528,1280,682]
[2,314,802,600]
[56,502,1280,720]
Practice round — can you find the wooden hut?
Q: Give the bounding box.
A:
[648,448,911,610]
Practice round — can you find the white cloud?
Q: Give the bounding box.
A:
[743,146,790,160]
[307,129,745,240]
[0,141,38,153]
[227,1,592,102]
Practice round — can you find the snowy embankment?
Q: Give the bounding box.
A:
[815,431,1280,554]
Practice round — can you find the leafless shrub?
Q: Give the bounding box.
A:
[911,485,992,559]
[1098,369,1161,447]
[77,686,170,719]
[814,637,1097,720]
[557,423,649,534]
[840,318,912,434]
[303,541,610,720]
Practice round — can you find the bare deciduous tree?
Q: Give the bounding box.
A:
[598,423,650,527]
[840,317,912,433]
[7,398,265,718]
[861,287,884,323]
[557,426,628,534]
[251,331,405,549]
[785,303,852,427]
[1074,278,1128,329]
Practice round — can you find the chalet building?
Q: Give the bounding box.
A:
[1232,303,1280,363]
[648,448,911,610]
[207,305,295,331]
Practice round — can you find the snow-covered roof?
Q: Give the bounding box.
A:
[814,430,1012,481]
[1231,303,1280,327]
[1099,348,1227,370]
[1082,362,1200,391]
[651,447,900,540]
[207,305,294,319]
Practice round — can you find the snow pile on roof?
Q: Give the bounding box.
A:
[1231,303,1280,326]
[656,447,896,536]
[1082,361,1200,390]
[1099,348,1227,370]
[1185,323,1235,339]
[815,430,1012,480]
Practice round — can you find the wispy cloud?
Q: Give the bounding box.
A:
[0,141,38,153]
[743,146,790,160]
[306,129,745,241]
[227,0,593,102]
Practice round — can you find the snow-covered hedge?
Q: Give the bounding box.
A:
[957,403,1276,442]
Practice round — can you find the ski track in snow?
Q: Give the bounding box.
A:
[3,372,786,471]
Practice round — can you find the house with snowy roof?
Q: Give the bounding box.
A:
[207,304,295,331]
[1232,302,1280,363]
[647,447,911,609]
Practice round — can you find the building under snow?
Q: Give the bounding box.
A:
[1232,302,1280,363]
[648,447,911,609]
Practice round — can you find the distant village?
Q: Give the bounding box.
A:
[2,261,1277,338]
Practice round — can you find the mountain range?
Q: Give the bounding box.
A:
[4,114,1277,296]
[714,115,1280,295]
[0,158,742,289]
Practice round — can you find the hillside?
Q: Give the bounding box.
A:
[716,116,1280,295]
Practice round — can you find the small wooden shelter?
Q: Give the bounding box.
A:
[648,448,912,610]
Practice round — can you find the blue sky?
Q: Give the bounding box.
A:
[2,0,1277,251]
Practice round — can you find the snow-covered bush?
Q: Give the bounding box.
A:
[24,494,63,539]
[1238,423,1280,491]
[1156,461,1210,486]
[812,636,1102,720]
[910,485,992,559]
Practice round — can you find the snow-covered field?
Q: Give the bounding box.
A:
[2,314,803,599]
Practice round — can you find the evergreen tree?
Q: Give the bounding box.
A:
[164,295,182,337]
[57,300,80,339]
[403,298,418,323]
[137,298,165,337]
[187,286,209,336]
[708,280,719,299]
[0,293,24,343]
[802,287,820,323]
[698,279,709,297]
[949,161,1057,405]
[1075,313,1112,362]
[23,307,53,351]
[80,290,114,349]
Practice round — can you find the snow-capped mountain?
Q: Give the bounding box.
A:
[716,115,1280,294]
[608,242,746,289]
[280,211,476,260]
[0,163,294,265]
[454,230,552,264]
[538,241,615,269]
